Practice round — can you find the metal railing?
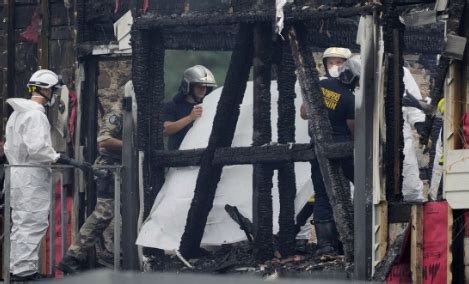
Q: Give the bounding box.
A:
[2,164,122,283]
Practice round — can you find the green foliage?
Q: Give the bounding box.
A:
[164,50,232,100]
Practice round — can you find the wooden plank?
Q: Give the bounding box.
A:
[411,204,423,284]
[376,201,388,265]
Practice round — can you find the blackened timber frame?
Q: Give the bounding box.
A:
[132,4,376,278]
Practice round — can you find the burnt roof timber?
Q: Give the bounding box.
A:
[134,5,379,29]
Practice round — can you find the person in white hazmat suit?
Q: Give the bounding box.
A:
[4,69,92,281]
[402,67,426,202]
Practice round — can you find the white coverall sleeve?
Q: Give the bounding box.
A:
[22,111,60,163]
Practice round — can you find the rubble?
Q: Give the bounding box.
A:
[146,241,347,279]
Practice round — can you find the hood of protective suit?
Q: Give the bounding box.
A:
[7,98,45,113]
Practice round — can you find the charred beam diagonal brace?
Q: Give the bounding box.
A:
[150,141,354,167]
[288,24,354,262]
[179,24,254,259]
[252,23,275,262]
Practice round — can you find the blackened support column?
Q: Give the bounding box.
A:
[252,23,274,262]
[276,38,298,258]
[132,28,166,256]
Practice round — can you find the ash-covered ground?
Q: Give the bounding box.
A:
[145,241,348,279]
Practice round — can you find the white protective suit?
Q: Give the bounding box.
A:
[4,98,60,276]
[137,81,314,250]
[429,129,443,200]
[402,67,425,202]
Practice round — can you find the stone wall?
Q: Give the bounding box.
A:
[97,59,132,116]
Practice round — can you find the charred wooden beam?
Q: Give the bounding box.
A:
[288,24,354,262]
[134,5,378,29]
[252,23,274,262]
[214,144,313,165]
[373,225,409,282]
[179,24,254,259]
[82,57,98,268]
[150,142,354,167]
[383,2,404,201]
[388,202,412,224]
[276,38,297,258]
[163,25,237,51]
[38,0,50,69]
[132,29,152,151]
[132,28,166,222]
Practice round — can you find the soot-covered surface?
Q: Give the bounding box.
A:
[146,241,347,279]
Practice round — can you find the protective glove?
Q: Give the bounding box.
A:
[414,122,425,137]
[403,91,434,115]
[57,154,93,174]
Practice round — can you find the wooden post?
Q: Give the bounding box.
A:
[410,204,423,284]
[391,28,403,197]
[83,57,98,268]
[252,22,274,262]
[276,39,297,258]
[38,0,50,69]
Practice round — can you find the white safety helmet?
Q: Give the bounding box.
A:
[27,69,60,91]
[323,47,352,60]
[180,65,217,96]
[323,47,352,78]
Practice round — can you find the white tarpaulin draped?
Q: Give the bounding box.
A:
[136,81,314,250]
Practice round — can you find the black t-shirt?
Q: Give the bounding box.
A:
[319,78,355,142]
[161,93,196,150]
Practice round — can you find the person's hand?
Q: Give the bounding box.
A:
[189,105,203,121]
[402,91,422,109]
[76,161,93,174]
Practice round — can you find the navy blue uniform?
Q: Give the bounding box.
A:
[311,78,355,221]
[161,91,197,150]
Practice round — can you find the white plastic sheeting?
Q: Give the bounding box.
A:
[137,81,314,250]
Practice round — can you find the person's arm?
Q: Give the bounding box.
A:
[344,91,355,139]
[163,105,202,136]
[23,112,60,163]
[98,138,123,151]
[163,117,194,136]
[346,119,355,139]
[300,103,308,120]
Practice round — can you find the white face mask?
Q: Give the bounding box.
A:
[328,65,341,78]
